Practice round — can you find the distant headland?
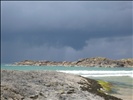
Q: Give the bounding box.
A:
[13,57,133,68]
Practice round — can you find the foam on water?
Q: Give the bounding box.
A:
[2,64,133,78]
[57,70,133,78]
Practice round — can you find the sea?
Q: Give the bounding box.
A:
[1,64,133,100]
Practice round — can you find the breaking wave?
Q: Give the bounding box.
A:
[57,70,133,78]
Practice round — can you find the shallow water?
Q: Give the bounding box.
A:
[1,64,133,71]
[112,87,133,100]
[88,76,133,100]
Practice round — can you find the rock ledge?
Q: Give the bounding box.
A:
[1,70,122,100]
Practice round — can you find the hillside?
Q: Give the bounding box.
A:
[14,57,133,68]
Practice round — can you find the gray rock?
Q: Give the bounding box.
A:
[1,70,122,100]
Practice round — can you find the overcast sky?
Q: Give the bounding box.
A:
[1,1,133,63]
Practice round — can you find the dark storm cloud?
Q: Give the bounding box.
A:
[1,1,133,63]
[2,36,132,63]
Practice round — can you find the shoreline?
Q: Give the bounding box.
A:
[1,70,133,100]
[1,64,133,100]
[1,70,122,100]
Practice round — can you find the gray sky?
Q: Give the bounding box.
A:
[1,1,133,63]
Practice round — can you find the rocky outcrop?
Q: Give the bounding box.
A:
[14,57,133,67]
[1,70,122,100]
[119,58,133,67]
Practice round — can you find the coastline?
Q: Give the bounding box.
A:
[2,57,133,100]
[13,57,133,68]
[1,70,122,100]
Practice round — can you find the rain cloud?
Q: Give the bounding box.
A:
[1,1,133,63]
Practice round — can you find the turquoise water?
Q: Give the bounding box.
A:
[1,64,133,71]
[1,64,133,86]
